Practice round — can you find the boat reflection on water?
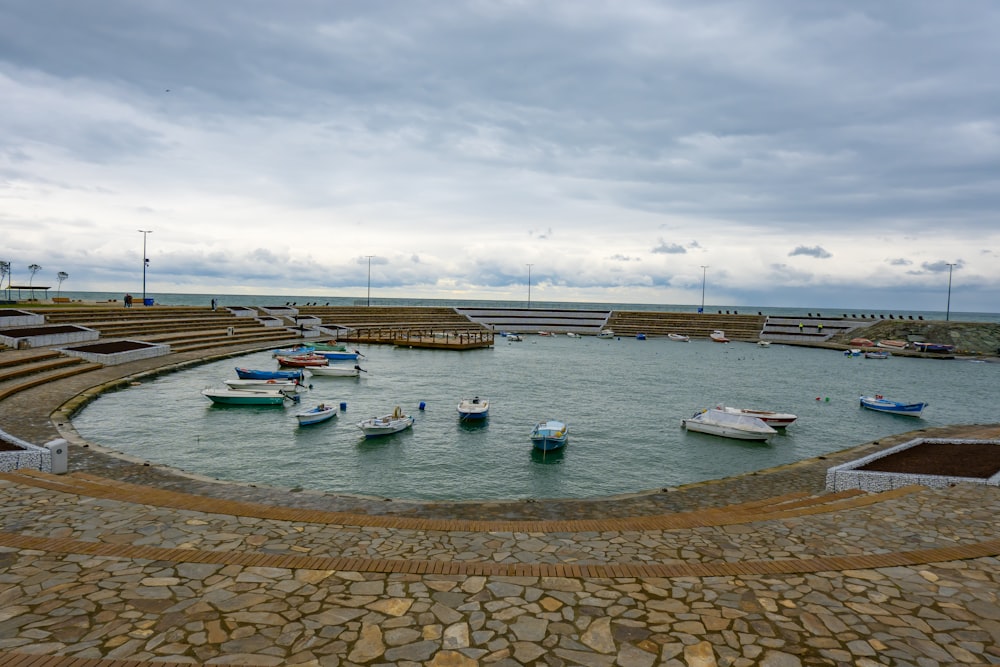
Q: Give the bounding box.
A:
[530,446,566,464]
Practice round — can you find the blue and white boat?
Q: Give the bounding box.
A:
[235,367,305,381]
[530,420,568,451]
[313,349,364,360]
[272,345,314,357]
[457,397,489,420]
[859,395,927,417]
[296,403,338,426]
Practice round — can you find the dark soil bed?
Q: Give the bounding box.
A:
[0,325,90,336]
[859,442,1000,478]
[65,340,158,353]
[0,439,28,452]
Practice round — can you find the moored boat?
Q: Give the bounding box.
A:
[718,406,797,428]
[276,354,330,368]
[850,337,875,347]
[357,407,414,438]
[507,334,523,342]
[296,403,338,426]
[710,330,729,343]
[757,340,771,347]
[912,342,955,353]
[308,364,365,377]
[235,367,305,381]
[312,340,347,352]
[859,395,927,417]
[313,349,364,360]
[598,329,614,339]
[457,396,489,420]
[668,333,690,342]
[864,350,890,359]
[224,378,303,390]
[681,408,776,441]
[272,345,314,357]
[877,340,908,351]
[202,387,297,406]
[530,420,568,451]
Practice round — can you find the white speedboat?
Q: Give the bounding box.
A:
[757,340,771,347]
[457,396,489,420]
[357,407,414,437]
[718,406,797,428]
[681,408,776,441]
[710,330,730,343]
[296,403,338,426]
[668,333,690,342]
[598,329,614,339]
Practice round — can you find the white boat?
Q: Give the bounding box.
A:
[507,334,523,342]
[530,419,568,451]
[681,408,776,441]
[710,330,730,343]
[308,364,365,377]
[718,406,797,428]
[457,396,489,420]
[757,340,771,347]
[668,333,690,342]
[296,403,338,426]
[598,329,614,339]
[224,378,302,391]
[357,407,414,438]
[202,387,297,406]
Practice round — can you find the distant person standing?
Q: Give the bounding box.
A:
[124,293,132,308]
[211,298,217,311]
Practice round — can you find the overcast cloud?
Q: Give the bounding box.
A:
[2,1,998,311]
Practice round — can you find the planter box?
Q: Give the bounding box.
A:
[0,309,45,328]
[0,428,52,473]
[226,306,258,317]
[0,324,99,349]
[61,339,170,365]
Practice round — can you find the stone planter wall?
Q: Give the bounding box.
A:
[0,428,51,473]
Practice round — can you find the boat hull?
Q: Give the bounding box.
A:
[681,420,773,440]
[668,334,690,342]
[859,396,927,417]
[308,366,361,377]
[202,389,289,405]
[235,367,304,381]
[720,406,797,428]
[457,398,489,420]
[681,409,776,441]
[358,413,414,437]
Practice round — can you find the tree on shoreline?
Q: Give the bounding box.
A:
[57,271,69,298]
[28,264,42,301]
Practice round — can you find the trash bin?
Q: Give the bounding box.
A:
[143,298,154,306]
[45,438,68,475]
[226,326,235,336]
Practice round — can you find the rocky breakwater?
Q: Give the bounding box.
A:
[832,320,1000,357]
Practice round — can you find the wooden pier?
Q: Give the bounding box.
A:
[342,326,493,350]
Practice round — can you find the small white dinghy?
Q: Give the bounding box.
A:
[296,403,338,426]
[357,406,414,438]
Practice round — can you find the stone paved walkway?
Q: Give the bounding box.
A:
[1,339,999,666]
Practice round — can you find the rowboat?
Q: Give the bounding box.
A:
[681,408,776,441]
[224,378,302,391]
[530,420,568,451]
[859,395,927,417]
[357,407,414,438]
[710,330,729,343]
[276,354,329,368]
[296,403,338,426]
[457,396,489,420]
[312,340,347,352]
[668,333,690,342]
[718,406,797,428]
[235,367,305,381]
[202,387,297,406]
[308,364,365,377]
[877,340,908,351]
[312,349,364,360]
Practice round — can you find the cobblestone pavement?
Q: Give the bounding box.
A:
[1,341,999,666]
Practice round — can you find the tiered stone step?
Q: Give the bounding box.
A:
[605,311,766,340]
[0,350,102,401]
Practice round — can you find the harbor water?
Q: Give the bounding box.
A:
[73,334,1000,501]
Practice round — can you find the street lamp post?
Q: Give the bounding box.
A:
[138,230,152,304]
[526,264,533,309]
[365,255,374,306]
[699,265,708,313]
[945,263,956,321]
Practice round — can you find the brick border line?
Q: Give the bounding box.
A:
[1,529,998,580]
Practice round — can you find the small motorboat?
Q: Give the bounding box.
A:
[272,345,315,357]
[537,331,553,336]
[864,350,890,359]
[313,349,364,360]
[718,406,797,428]
[457,396,489,420]
[843,348,861,357]
[859,395,928,417]
[636,333,646,340]
[357,407,414,438]
[757,340,771,347]
[598,329,614,339]
[566,332,579,338]
[308,364,365,377]
[312,340,347,352]
[912,342,955,353]
[668,333,690,342]
[235,367,305,381]
[530,420,568,451]
[710,330,729,343]
[276,354,330,368]
[507,334,523,342]
[202,387,298,406]
[296,403,338,426]
[681,408,776,441]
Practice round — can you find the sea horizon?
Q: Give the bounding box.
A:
[32,290,1000,324]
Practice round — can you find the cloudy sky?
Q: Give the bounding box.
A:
[2,1,999,312]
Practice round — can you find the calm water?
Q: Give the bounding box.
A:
[73,335,1000,501]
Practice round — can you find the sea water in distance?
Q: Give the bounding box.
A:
[73,334,1000,501]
